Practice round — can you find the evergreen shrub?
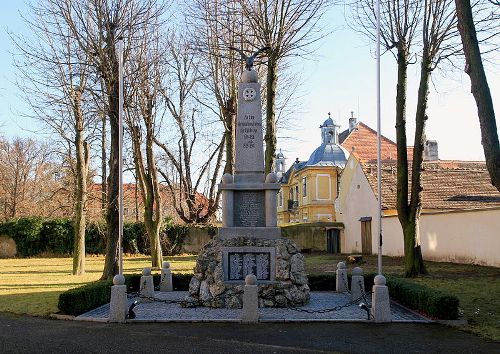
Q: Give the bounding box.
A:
[58,273,194,316]
[387,276,459,320]
[40,218,74,255]
[11,217,44,256]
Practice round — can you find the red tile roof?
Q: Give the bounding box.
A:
[340,122,398,161]
[360,160,500,211]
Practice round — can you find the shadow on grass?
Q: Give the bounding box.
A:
[0,290,64,316]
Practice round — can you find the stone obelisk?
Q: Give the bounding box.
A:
[187,64,309,309]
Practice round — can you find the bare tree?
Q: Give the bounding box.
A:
[188,0,246,175]
[125,14,166,268]
[455,0,500,192]
[155,34,224,224]
[240,0,332,174]
[49,0,165,279]
[10,0,97,274]
[350,0,426,276]
[0,138,57,220]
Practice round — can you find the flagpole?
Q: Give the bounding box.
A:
[376,0,383,275]
[118,38,124,275]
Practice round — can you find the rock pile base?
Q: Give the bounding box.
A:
[186,236,310,308]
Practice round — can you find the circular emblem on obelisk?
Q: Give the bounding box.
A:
[242,87,257,101]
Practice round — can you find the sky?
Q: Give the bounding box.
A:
[1,2,499,165]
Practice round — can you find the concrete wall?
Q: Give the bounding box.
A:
[180,227,214,254]
[382,209,500,266]
[280,222,343,252]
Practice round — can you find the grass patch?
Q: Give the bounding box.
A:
[0,254,196,316]
[1,252,498,340]
[305,253,500,341]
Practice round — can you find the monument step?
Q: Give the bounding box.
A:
[218,227,281,239]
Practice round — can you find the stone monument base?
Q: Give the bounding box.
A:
[186,236,310,308]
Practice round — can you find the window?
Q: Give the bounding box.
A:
[302,177,307,197]
[278,190,283,207]
[295,185,299,201]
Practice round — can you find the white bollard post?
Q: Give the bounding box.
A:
[109,274,127,323]
[372,274,391,323]
[140,267,154,301]
[241,274,259,323]
[351,267,365,302]
[160,261,173,292]
[336,261,348,293]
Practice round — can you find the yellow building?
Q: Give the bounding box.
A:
[277,115,349,225]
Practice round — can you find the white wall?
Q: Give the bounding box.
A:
[337,157,379,254]
[382,209,500,267]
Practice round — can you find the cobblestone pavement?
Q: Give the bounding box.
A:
[76,291,429,323]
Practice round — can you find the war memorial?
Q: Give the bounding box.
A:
[186,53,310,308]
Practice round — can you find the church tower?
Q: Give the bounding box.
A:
[275,149,286,180]
[320,112,340,144]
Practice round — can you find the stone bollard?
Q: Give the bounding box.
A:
[336,261,348,293]
[351,267,365,302]
[140,267,154,301]
[372,274,391,323]
[160,261,173,292]
[109,274,127,323]
[241,274,259,323]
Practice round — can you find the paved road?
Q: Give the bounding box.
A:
[0,313,498,353]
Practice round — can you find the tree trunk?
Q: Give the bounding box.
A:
[144,122,163,268]
[101,111,107,217]
[131,119,163,268]
[73,99,88,275]
[403,219,426,277]
[101,75,120,280]
[264,56,278,175]
[395,44,410,227]
[223,97,236,175]
[404,58,432,277]
[455,0,500,192]
[73,92,90,275]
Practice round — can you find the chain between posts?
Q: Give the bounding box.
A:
[129,277,371,314]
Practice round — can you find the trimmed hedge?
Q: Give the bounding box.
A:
[58,279,113,316]
[386,276,459,320]
[58,272,459,320]
[58,273,193,316]
[0,217,205,257]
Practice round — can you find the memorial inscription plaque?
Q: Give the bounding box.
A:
[233,191,265,227]
[222,246,276,283]
[228,252,271,281]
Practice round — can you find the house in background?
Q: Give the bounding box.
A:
[336,154,500,266]
[277,112,401,226]
[277,114,349,225]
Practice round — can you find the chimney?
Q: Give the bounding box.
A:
[349,111,357,132]
[424,140,439,161]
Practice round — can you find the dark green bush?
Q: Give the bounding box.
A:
[123,222,144,254]
[386,276,459,320]
[11,217,44,256]
[57,273,194,316]
[58,279,113,316]
[85,221,106,254]
[40,219,74,255]
[162,220,189,255]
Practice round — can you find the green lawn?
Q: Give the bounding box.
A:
[305,253,500,341]
[0,253,498,341]
[0,255,195,316]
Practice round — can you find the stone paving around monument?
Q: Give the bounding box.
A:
[76,291,430,323]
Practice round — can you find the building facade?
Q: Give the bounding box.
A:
[277,115,349,224]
